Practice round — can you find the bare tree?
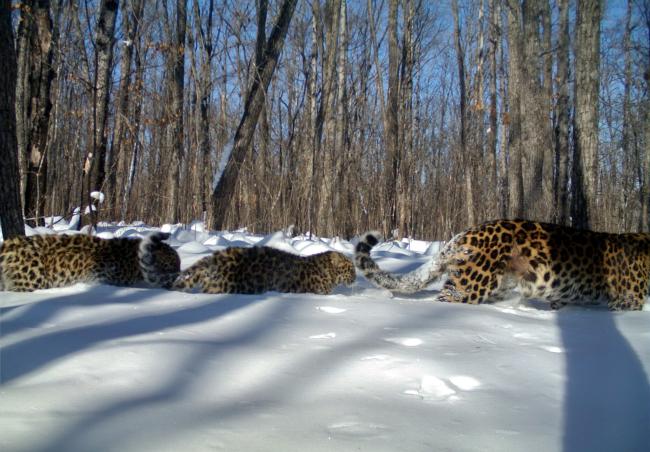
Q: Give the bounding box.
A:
[641,1,650,230]
[506,1,524,218]
[107,0,144,219]
[15,0,56,227]
[194,0,215,218]
[453,0,475,227]
[487,0,499,217]
[211,0,299,230]
[0,0,24,238]
[520,0,553,219]
[554,0,570,225]
[164,0,187,223]
[79,0,119,227]
[573,0,601,229]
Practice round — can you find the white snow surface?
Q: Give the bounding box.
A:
[1,223,650,452]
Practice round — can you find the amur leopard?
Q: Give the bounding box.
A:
[355,219,649,311]
[0,232,180,291]
[169,246,356,295]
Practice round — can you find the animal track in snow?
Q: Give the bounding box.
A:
[405,375,457,401]
[540,345,564,353]
[405,375,481,401]
[360,354,391,361]
[316,306,346,314]
[327,421,389,439]
[385,337,423,347]
[448,375,481,391]
[309,332,336,339]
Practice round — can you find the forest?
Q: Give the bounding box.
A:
[1,0,649,240]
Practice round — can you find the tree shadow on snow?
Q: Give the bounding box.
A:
[0,288,266,384]
[558,309,650,452]
[35,294,296,452]
[32,296,450,452]
[0,284,163,336]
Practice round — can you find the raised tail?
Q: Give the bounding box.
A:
[354,232,445,294]
[137,232,180,288]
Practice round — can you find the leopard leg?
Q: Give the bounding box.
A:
[436,276,478,304]
[607,295,644,311]
[549,299,568,310]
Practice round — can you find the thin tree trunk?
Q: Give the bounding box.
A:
[506,1,524,218]
[399,0,415,237]
[166,0,187,223]
[210,0,298,230]
[643,76,650,231]
[641,9,650,231]
[194,0,214,218]
[555,0,570,225]
[384,0,400,236]
[488,0,499,216]
[452,0,475,227]
[621,0,634,229]
[109,0,143,219]
[121,39,145,221]
[333,0,347,230]
[80,0,119,228]
[497,5,509,219]
[306,0,320,236]
[0,0,24,238]
[314,0,340,235]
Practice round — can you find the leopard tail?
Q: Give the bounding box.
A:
[138,232,178,288]
[354,232,447,294]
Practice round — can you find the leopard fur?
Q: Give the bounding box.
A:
[0,232,180,291]
[355,220,650,311]
[170,246,356,295]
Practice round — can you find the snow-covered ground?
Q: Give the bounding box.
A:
[1,222,650,452]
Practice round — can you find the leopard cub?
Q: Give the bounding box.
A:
[170,246,356,295]
[0,232,180,291]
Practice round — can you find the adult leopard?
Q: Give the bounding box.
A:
[355,220,649,311]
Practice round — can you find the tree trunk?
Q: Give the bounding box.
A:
[488,0,499,217]
[333,0,348,236]
[306,0,320,236]
[15,0,55,227]
[166,0,187,223]
[382,0,400,236]
[506,1,524,218]
[193,0,214,218]
[641,11,650,231]
[452,0,475,227]
[109,0,143,219]
[80,0,119,228]
[121,33,145,221]
[497,4,509,219]
[0,0,25,238]
[573,0,600,229]
[210,0,298,231]
[520,0,553,220]
[399,0,415,237]
[315,0,342,236]
[554,0,570,225]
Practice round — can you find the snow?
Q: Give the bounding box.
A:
[90,191,106,204]
[212,141,233,191]
[1,224,650,452]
